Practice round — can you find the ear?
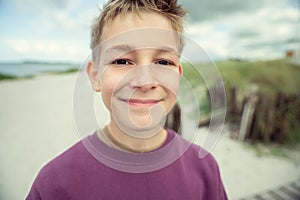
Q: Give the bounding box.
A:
[86,61,101,92]
[178,64,183,76]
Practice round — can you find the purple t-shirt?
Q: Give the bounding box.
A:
[27,130,227,200]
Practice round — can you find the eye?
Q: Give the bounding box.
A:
[156,59,175,66]
[111,59,132,65]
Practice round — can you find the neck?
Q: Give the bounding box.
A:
[105,120,167,153]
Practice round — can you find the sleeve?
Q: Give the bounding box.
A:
[26,164,58,200]
[26,175,43,200]
[216,166,228,200]
[25,161,72,200]
[210,155,228,200]
[201,151,228,200]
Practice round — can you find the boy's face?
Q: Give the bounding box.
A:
[88,12,182,138]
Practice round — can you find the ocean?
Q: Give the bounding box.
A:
[0,62,81,77]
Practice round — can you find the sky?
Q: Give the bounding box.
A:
[0,0,299,62]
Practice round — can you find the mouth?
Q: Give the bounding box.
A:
[119,98,162,107]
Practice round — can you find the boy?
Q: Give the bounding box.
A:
[27,0,227,199]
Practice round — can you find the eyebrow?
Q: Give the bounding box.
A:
[156,46,179,54]
[104,44,178,54]
[105,44,134,53]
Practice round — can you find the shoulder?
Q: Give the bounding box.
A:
[26,141,91,199]
[33,141,86,181]
[190,143,221,177]
[173,134,221,175]
[42,141,87,172]
[189,142,218,166]
[174,136,227,199]
[167,129,218,167]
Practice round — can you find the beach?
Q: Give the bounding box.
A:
[0,73,299,200]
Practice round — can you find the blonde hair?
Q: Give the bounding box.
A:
[90,0,187,54]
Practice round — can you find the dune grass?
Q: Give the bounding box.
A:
[181,58,300,144]
[44,67,79,75]
[182,58,300,104]
[0,73,18,81]
[215,59,300,94]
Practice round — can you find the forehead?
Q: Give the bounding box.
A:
[92,12,181,68]
[100,28,179,55]
[101,12,174,41]
[99,12,179,51]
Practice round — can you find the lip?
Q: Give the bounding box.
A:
[120,98,162,107]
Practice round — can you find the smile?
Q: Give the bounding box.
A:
[120,98,162,107]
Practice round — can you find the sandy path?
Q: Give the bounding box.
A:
[196,127,300,199]
[0,74,79,200]
[0,73,299,200]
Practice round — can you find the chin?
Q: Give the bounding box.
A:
[130,115,160,128]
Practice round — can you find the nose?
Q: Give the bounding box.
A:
[130,65,158,92]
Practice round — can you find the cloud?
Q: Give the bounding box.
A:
[181,0,299,22]
[0,0,298,61]
[184,0,299,59]
[180,0,262,22]
[1,0,102,32]
[0,0,105,61]
[2,37,90,62]
[4,0,70,11]
[50,1,103,32]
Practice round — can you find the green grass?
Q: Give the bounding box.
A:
[0,67,79,82]
[181,62,206,87]
[215,59,300,94]
[56,68,79,74]
[43,67,79,75]
[181,58,300,95]
[0,73,18,81]
[181,59,300,144]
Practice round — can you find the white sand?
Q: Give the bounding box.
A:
[0,74,79,200]
[196,127,300,199]
[0,73,299,200]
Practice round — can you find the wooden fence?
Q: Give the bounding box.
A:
[228,86,300,143]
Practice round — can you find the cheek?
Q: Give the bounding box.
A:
[100,77,116,111]
[169,93,177,106]
[100,70,127,110]
[101,86,113,111]
[163,79,179,101]
[163,91,177,113]
[154,67,180,96]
